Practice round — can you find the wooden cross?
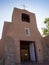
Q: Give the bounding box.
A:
[22,4,26,9]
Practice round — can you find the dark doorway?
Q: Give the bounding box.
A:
[20,41,30,62]
[20,41,37,62]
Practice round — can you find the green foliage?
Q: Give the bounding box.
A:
[42,18,49,36]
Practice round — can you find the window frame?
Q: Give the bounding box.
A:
[25,28,30,36]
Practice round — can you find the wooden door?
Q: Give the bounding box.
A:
[21,49,29,61]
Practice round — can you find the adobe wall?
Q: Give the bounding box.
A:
[11,8,42,40]
[0,39,2,58]
[0,8,44,63]
[43,36,49,61]
[1,22,11,61]
[43,35,49,47]
[35,39,44,62]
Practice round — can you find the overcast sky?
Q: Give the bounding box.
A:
[0,0,49,39]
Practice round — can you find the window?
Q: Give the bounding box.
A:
[25,28,30,36]
[22,13,30,23]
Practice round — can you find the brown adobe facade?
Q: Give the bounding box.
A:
[0,7,48,64]
[42,35,49,61]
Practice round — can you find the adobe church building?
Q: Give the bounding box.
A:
[0,7,49,64]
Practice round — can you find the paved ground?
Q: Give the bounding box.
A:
[0,60,49,65]
[16,62,49,65]
[0,62,49,65]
